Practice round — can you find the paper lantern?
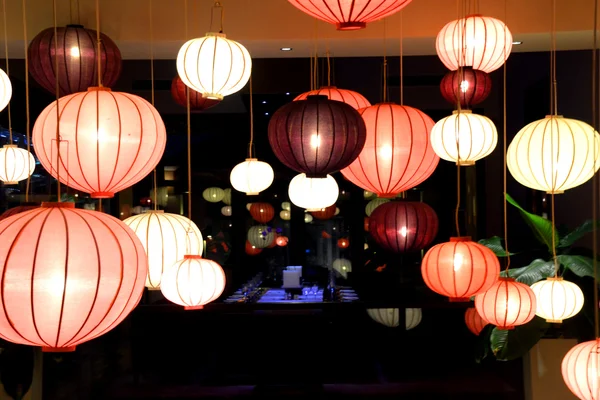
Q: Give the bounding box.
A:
[28,25,122,96]
[436,15,512,73]
[333,258,351,279]
[0,202,146,351]
[247,225,275,249]
[249,203,275,223]
[341,104,439,197]
[465,307,488,335]
[176,33,251,100]
[203,187,224,202]
[305,214,314,223]
[0,145,35,184]
[0,204,39,221]
[32,87,166,198]
[507,115,600,193]
[0,68,11,112]
[530,277,584,323]
[369,201,439,253]
[294,86,370,110]
[475,277,536,330]
[288,0,412,30]
[364,190,375,199]
[440,67,491,108]
[245,240,262,255]
[367,308,422,330]
[365,198,390,217]
[171,76,221,110]
[421,236,500,301]
[230,158,274,195]
[246,203,253,211]
[123,211,203,290]
[288,173,339,211]
[221,206,232,216]
[335,207,340,215]
[562,339,600,400]
[337,238,350,249]
[222,188,232,205]
[311,204,336,220]
[276,236,289,246]
[280,210,291,220]
[364,216,370,231]
[430,110,498,166]
[269,95,366,178]
[160,255,225,310]
[282,202,291,211]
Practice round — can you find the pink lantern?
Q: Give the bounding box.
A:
[294,86,370,110]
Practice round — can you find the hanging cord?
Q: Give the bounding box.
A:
[149,0,158,210]
[2,0,12,143]
[593,0,600,339]
[326,50,331,86]
[22,0,31,201]
[95,0,102,87]
[453,0,465,236]
[399,10,403,105]
[382,19,388,102]
[184,0,193,227]
[209,1,224,33]
[52,0,61,201]
[550,0,559,277]
[247,76,254,158]
[314,20,319,90]
[502,0,511,272]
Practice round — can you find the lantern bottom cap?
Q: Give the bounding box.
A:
[202,93,224,101]
[377,193,398,199]
[147,287,161,291]
[449,236,472,242]
[449,297,470,302]
[546,190,564,194]
[43,346,76,353]
[91,192,115,199]
[184,305,204,310]
[546,319,563,323]
[497,326,515,330]
[457,161,475,166]
[246,192,259,196]
[1,181,18,185]
[336,21,366,30]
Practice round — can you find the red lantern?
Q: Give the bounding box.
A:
[288,0,412,30]
[465,308,488,336]
[421,237,499,301]
[28,25,121,96]
[337,238,350,249]
[249,203,275,223]
[440,67,491,108]
[474,277,536,330]
[0,204,39,221]
[171,76,221,111]
[276,236,289,247]
[562,339,600,400]
[369,201,438,253]
[0,202,146,351]
[32,87,167,198]
[311,204,336,220]
[364,217,369,232]
[341,104,439,198]
[294,86,370,110]
[140,197,153,206]
[245,240,263,256]
[268,95,366,178]
[321,230,332,239]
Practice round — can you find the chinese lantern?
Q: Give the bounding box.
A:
[0,203,39,221]
[245,240,262,255]
[562,339,600,400]
[0,145,35,184]
[176,33,251,100]
[288,173,339,211]
[203,187,225,202]
[367,308,422,330]
[333,258,351,278]
[221,206,232,216]
[222,188,232,205]
[247,225,275,249]
[507,116,600,193]
[287,0,412,30]
[282,202,291,211]
[341,104,439,197]
[465,307,488,335]
[28,25,122,96]
[321,230,332,239]
[269,95,366,178]
[365,198,390,217]
[311,204,336,220]
[0,202,146,351]
[249,203,275,223]
[276,236,289,246]
[171,76,221,110]
[364,216,369,231]
[140,197,153,206]
[294,86,370,110]
[280,210,291,220]
[475,277,536,330]
[305,214,314,223]
[230,158,274,195]
[160,255,226,309]
[530,277,584,323]
[369,201,438,253]
[364,190,375,199]
[32,87,166,198]
[337,238,350,249]
[267,235,277,248]
[440,67,491,108]
[0,68,11,112]
[421,237,500,301]
[436,15,512,73]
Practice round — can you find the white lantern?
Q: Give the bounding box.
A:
[507,115,600,193]
[282,202,291,211]
[230,158,274,195]
[247,225,274,249]
[280,210,291,220]
[304,213,313,223]
[531,277,584,323]
[203,187,224,202]
[430,110,498,166]
[176,33,251,100]
[288,173,338,211]
[333,258,351,279]
[123,210,203,290]
[221,205,232,216]
[0,68,11,112]
[367,308,422,330]
[0,145,35,184]
[365,198,390,217]
[222,188,232,205]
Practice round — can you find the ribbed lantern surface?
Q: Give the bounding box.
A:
[0,145,35,184]
[465,307,488,335]
[0,68,11,112]
[530,277,584,323]
[440,67,491,108]
[367,308,422,330]
[247,225,275,249]
[0,204,39,221]
[475,277,537,330]
[294,86,370,110]
[311,204,337,220]
[562,339,600,400]
[249,203,275,223]
[230,159,274,195]
[171,76,221,110]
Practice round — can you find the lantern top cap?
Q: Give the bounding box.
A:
[145,210,164,214]
[244,158,258,162]
[41,202,75,209]
[545,114,564,119]
[499,277,515,282]
[2,144,17,148]
[452,109,473,115]
[183,255,203,260]
[545,276,563,282]
[305,95,330,101]
[66,24,85,28]
[319,86,338,89]
[87,86,112,92]
[205,32,226,38]
[449,236,472,242]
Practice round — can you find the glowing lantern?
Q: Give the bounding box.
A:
[245,240,262,255]
[475,277,536,330]
[333,258,351,278]
[364,217,369,231]
[276,236,289,246]
[430,110,498,166]
[465,307,488,335]
[365,198,390,217]
[160,255,225,310]
[341,104,439,197]
[249,202,275,223]
[0,68,11,112]
[222,188,232,205]
[203,187,224,203]
[282,202,291,211]
[311,204,336,220]
[367,308,422,330]
[247,225,275,249]
[230,159,274,195]
[364,190,375,199]
[421,237,500,301]
[280,210,291,220]
[562,339,600,399]
[0,204,39,221]
[221,206,232,216]
[246,203,253,211]
[0,145,35,184]
[170,76,221,110]
[530,277,584,323]
[288,173,339,211]
[0,202,146,351]
[294,86,370,110]
[436,15,512,73]
[335,207,340,215]
[305,214,314,223]
[337,238,350,249]
[507,116,600,193]
[440,67,491,108]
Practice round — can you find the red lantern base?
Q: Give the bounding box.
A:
[496,326,515,330]
[337,22,366,30]
[184,305,204,310]
[449,297,470,302]
[42,346,76,353]
[90,192,115,199]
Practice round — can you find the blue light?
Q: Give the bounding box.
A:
[305,249,310,254]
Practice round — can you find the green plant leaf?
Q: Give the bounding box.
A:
[500,259,556,285]
[478,236,514,257]
[505,193,558,252]
[474,324,493,364]
[557,254,596,278]
[490,317,550,361]
[558,220,600,248]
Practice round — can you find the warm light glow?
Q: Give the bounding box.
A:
[0,145,35,184]
[310,134,320,148]
[70,46,80,57]
[0,68,11,112]
[247,225,275,249]
[530,277,584,323]
[562,339,600,399]
[367,308,422,330]
[399,226,407,237]
[221,206,232,217]
[453,253,464,271]
[288,173,339,211]
[333,258,352,278]
[460,80,469,93]
[379,144,393,160]
[280,210,291,220]
[230,158,274,195]
[294,86,371,110]
[475,277,536,330]
[202,187,225,203]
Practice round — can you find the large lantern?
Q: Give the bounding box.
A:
[269,95,366,178]
[28,25,122,96]
[0,202,146,351]
[507,115,600,193]
[369,201,438,253]
[367,308,422,330]
[440,67,491,108]
[249,203,275,223]
[170,76,221,110]
[0,145,35,184]
[562,339,600,400]
[421,237,500,301]
[436,15,512,73]
[123,211,203,290]
[247,225,275,249]
[341,104,439,197]
[311,204,337,220]
[530,277,584,323]
[0,68,11,112]
[465,307,488,335]
[32,87,166,198]
[294,86,370,110]
[475,277,536,330]
[288,173,339,211]
[230,158,274,195]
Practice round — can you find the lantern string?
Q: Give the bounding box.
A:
[95,0,102,87]
[248,75,254,159]
[209,1,224,34]
[149,0,158,210]
[382,19,387,103]
[399,10,403,105]
[593,0,599,339]
[326,50,331,87]
[502,0,511,272]
[314,20,319,89]
[22,0,31,202]
[453,0,465,237]
[550,0,559,277]
[184,0,192,224]
[2,0,12,143]
[52,0,61,201]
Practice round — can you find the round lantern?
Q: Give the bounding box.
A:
[507,115,600,193]
[305,214,314,223]
[32,87,166,198]
[311,204,336,220]
[341,104,439,197]
[160,255,225,310]
[222,188,232,205]
[369,201,439,253]
[221,206,232,217]
[364,190,375,199]
[28,25,122,96]
[203,187,225,202]
[288,0,412,30]
[282,202,291,211]
[249,203,275,223]
[421,236,500,301]
[123,211,203,290]
[367,308,422,330]
[140,197,153,206]
[230,158,274,195]
[440,67,492,108]
[0,202,146,351]
[245,240,263,255]
[562,339,600,399]
[436,15,512,73]
[289,173,339,211]
[430,110,498,166]
[0,145,35,184]
[176,33,251,100]
[465,307,488,335]
[280,210,291,220]
[247,225,275,249]
[335,207,340,215]
[333,258,351,279]
[246,203,253,211]
[364,216,369,231]
[269,95,367,178]
[337,238,350,249]
[365,198,390,217]
[475,277,536,330]
[530,277,584,323]
[294,86,370,110]
[276,236,289,246]
[171,76,221,110]
[0,204,39,221]
[0,68,11,112]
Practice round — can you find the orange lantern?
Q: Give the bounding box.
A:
[337,238,350,249]
[321,230,332,239]
[245,240,263,256]
[464,307,488,336]
[474,277,536,330]
[294,86,370,110]
[311,204,336,220]
[562,339,600,400]
[249,203,275,223]
[276,236,289,247]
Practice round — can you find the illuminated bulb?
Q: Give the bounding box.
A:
[460,80,469,93]
[399,226,407,237]
[453,253,463,271]
[379,144,393,160]
[310,134,320,148]
[70,46,80,57]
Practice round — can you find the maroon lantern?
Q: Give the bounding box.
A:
[28,25,122,96]
[171,76,221,110]
[311,204,336,220]
[440,67,492,109]
[249,202,275,223]
[268,95,367,178]
[369,201,438,253]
